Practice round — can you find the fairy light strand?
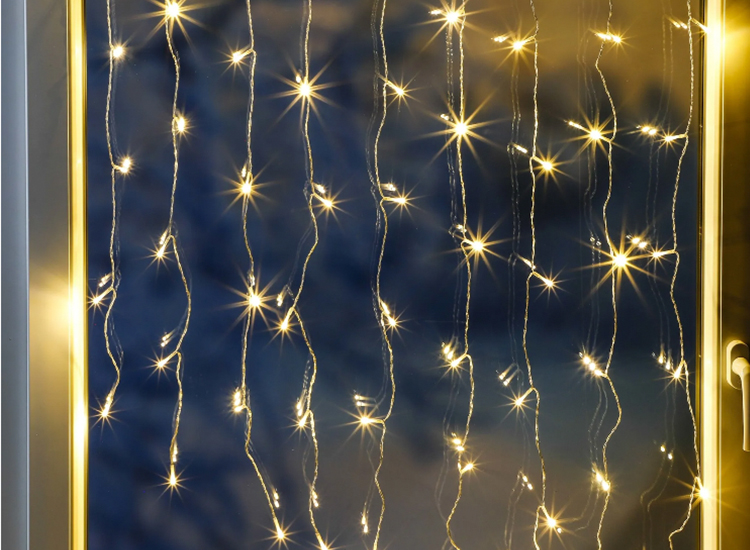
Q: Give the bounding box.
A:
[230,0,287,538]
[161,1,193,492]
[282,1,328,547]
[95,0,125,422]
[442,7,479,550]
[667,2,701,547]
[592,4,624,548]
[361,0,398,547]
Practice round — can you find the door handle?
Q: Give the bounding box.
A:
[727,340,750,452]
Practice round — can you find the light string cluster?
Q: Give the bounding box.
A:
[90,1,707,549]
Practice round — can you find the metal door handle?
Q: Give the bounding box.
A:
[727,340,750,452]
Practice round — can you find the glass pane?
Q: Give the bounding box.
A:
[86,1,702,549]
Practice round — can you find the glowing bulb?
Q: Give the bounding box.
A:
[668,452,674,460]
[241,181,252,195]
[514,144,529,154]
[454,121,468,137]
[276,526,286,540]
[461,462,474,473]
[176,116,187,133]
[540,160,553,172]
[541,277,555,288]
[512,40,526,51]
[156,245,166,259]
[589,129,603,141]
[118,157,132,173]
[232,50,248,64]
[112,45,124,59]
[280,316,290,332]
[388,316,397,328]
[660,444,666,453]
[388,82,405,96]
[168,465,178,487]
[638,240,648,249]
[492,35,508,43]
[546,516,557,529]
[359,416,375,425]
[248,293,262,309]
[601,480,611,492]
[298,411,309,428]
[613,253,629,268]
[445,10,462,24]
[470,240,484,252]
[582,355,592,366]
[157,359,167,369]
[514,396,525,407]
[699,484,709,500]
[165,1,181,19]
[298,79,311,98]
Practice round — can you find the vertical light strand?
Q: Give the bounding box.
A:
[444,7,477,550]
[95,0,125,422]
[233,0,286,540]
[160,3,192,491]
[667,3,700,547]
[592,3,623,549]
[518,4,550,550]
[362,0,397,548]
[284,1,327,547]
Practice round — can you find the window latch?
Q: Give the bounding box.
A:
[727,340,750,452]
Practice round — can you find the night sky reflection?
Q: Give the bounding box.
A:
[87,1,700,549]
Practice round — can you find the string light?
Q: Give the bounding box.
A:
[90,1,703,547]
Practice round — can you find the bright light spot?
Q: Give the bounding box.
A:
[660,445,666,453]
[454,121,468,137]
[388,316,398,328]
[248,293,262,309]
[546,516,557,529]
[470,240,484,252]
[513,40,526,51]
[156,245,166,259]
[514,144,529,154]
[541,160,553,172]
[298,79,311,97]
[445,10,462,24]
[168,466,178,487]
[613,253,628,268]
[541,277,555,288]
[119,157,132,173]
[452,437,462,446]
[241,181,252,195]
[582,355,592,366]
[638,240,648,249]
[280,317,290,332]
[157,359,167,369]
[165,1,181,19]
[699,485,709,500]
[492,35,508,43]
[276,526,286,540]
[589,129,603,141]
[514,396,525,407]
[112,45,124,59]
[176,116,187,133]
[389,82,405,96]
[359,416,375,425]
[232,50,248,64]
[461,462,474,473]
[601,480,611,492]
[648,128,657,136]
[667,452,674,460]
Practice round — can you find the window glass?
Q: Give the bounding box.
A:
[87,1,701,549]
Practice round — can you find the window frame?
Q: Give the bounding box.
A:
[0,0,724,548]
